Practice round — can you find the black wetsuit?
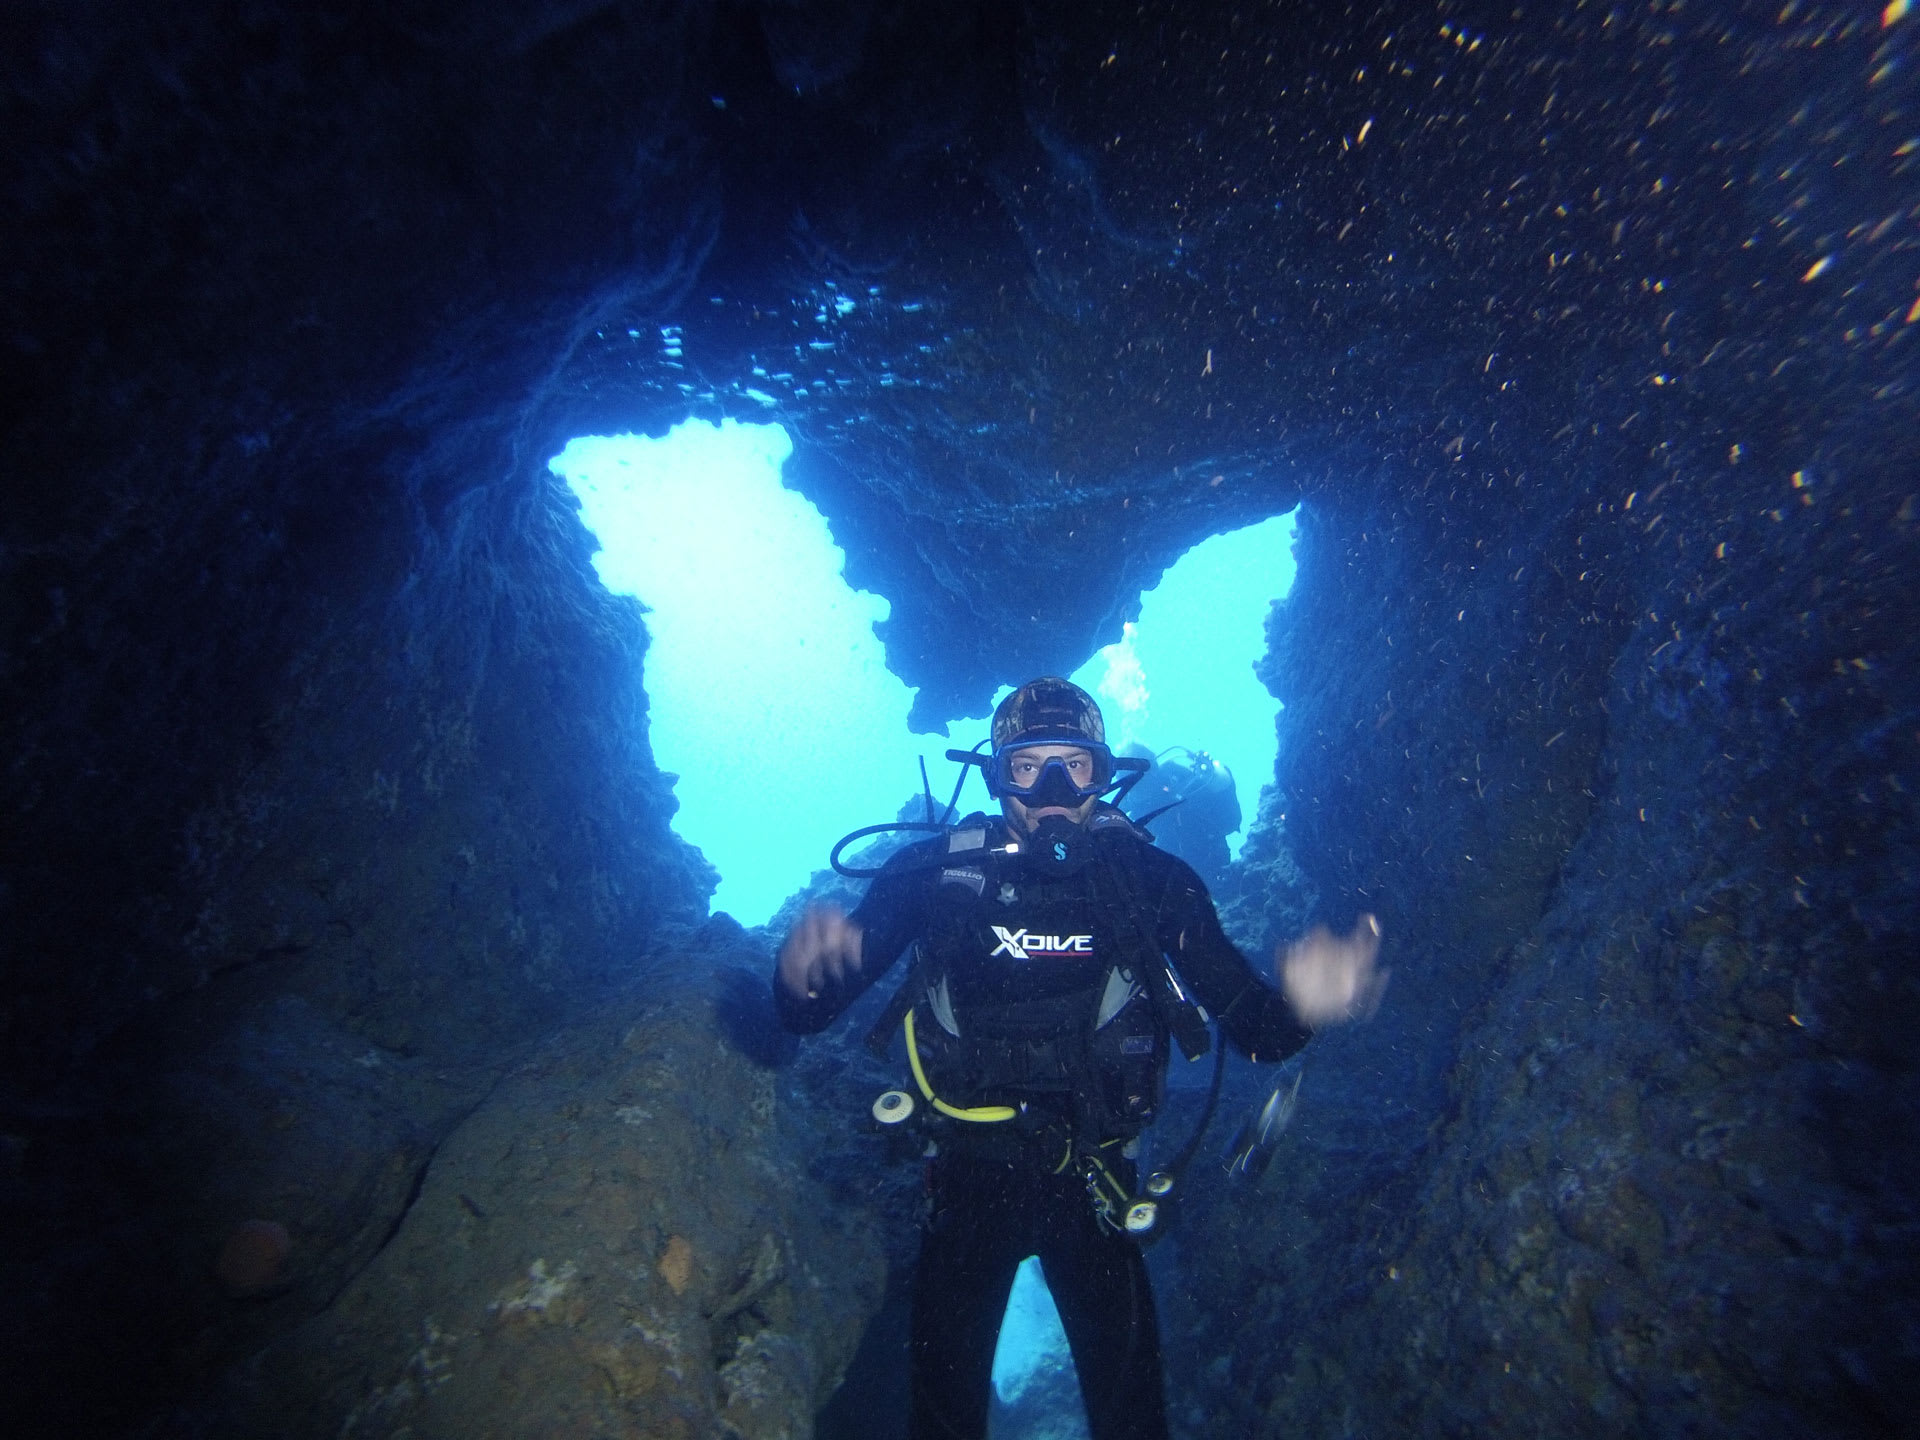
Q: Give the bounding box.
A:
[776,811,1309,1440]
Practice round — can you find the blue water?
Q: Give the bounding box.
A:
[1067,520,1297,859]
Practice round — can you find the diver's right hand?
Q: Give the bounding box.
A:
[776,903,866,1001]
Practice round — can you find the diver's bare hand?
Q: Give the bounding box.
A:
[777,903,866,1001]
[1278,913,1388,1028]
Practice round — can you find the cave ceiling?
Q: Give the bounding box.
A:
[536,0,1900,723]
[5,0,1906,728]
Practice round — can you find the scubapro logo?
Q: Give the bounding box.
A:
[1052,841,1069,862]
[988,926,1094,961]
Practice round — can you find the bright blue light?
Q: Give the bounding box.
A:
[1070,514,1297,856]
[991,1256,1075,1409]
[552,420,991,926]
[554,419,1295,924]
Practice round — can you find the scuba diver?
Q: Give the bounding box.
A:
[773,677,1385,1440]
[1124,744,1242,890]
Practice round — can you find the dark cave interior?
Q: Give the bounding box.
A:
[2,2,1915,1436]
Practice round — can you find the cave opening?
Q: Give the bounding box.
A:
[552,418,994,925]
[553,419,1297,926]
[1064,512,1298,867]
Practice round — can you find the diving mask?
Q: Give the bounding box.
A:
[987,745,1116,803]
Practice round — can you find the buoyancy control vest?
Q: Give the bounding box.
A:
[865,809,1211,1151]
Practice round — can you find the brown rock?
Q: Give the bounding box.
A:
[215,1219,291,1297]
[658,1234,694,1295]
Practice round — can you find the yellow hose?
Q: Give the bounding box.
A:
[904,1009,1016,1122]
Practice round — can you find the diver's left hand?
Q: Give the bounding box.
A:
[1277,914,1388,1028]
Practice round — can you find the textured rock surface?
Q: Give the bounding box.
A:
[2,1,1915,1436]
[0,461,716,1432]
[219,934,883,1439]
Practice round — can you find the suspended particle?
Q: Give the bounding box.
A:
[1803,255,1834,281]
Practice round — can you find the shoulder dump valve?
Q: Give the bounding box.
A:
[872,1090,916,1125]
[1144,1171,1175,1197]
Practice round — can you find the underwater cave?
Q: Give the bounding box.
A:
[2,2,1915,1437]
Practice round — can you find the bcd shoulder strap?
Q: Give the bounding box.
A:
[862,818,995,1056]
[1088,835,1213,1061]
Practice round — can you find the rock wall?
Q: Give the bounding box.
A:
[1166,305,1918,1437]
[0,433,730,1433]
[3,6,741,1428]
[2,0,726,1082]
[220,930,883,1440]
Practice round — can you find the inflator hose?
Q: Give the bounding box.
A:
[903,1009,1017,1122]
